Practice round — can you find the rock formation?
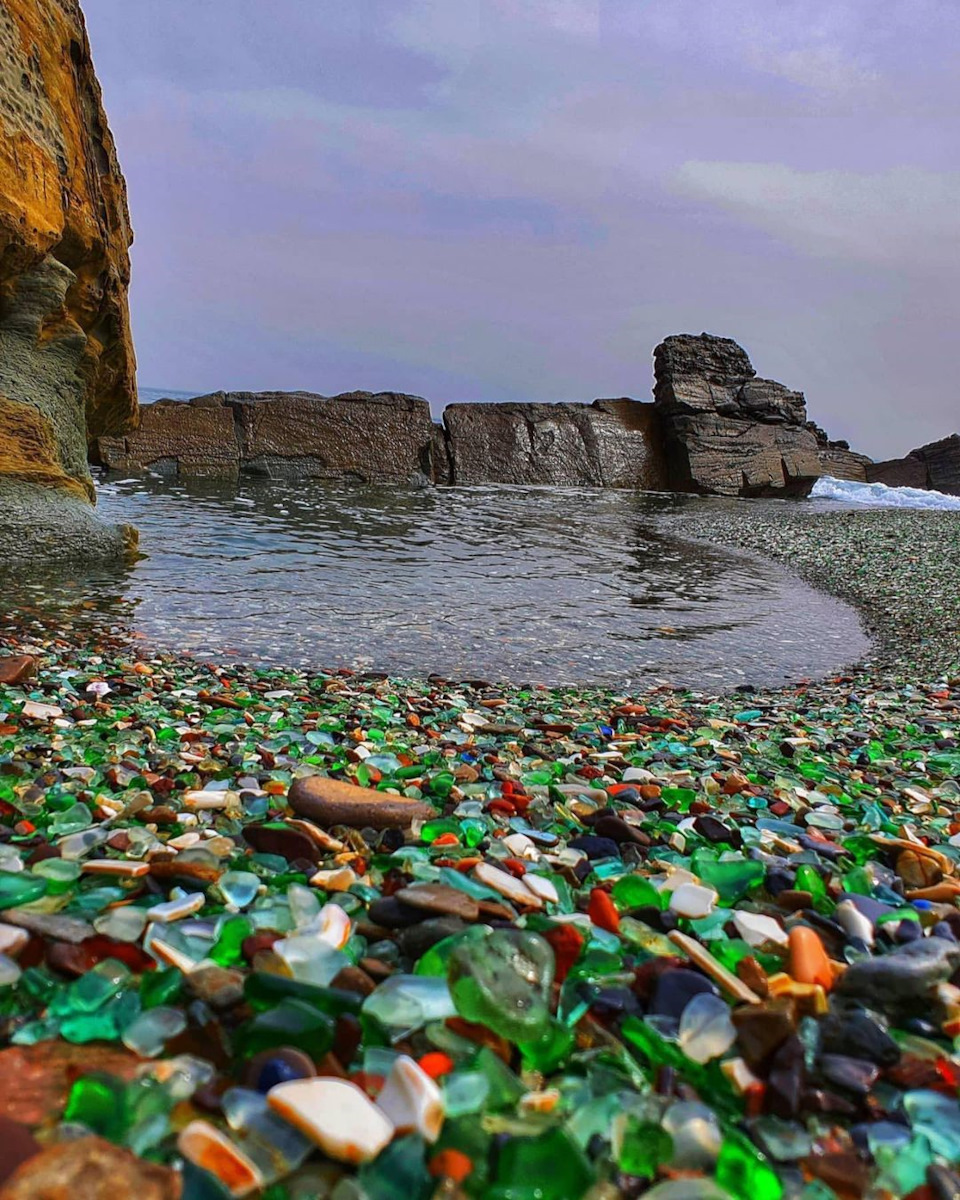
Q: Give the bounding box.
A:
[652,334,870,496]
[440,399,667,488]
[96,391,440,484]
[96,336,871,498]
[867,434,960,495]
[0,0,137,561]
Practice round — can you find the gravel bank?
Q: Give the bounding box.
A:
[661,503,960,680]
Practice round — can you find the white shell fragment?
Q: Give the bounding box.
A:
[668,882,718,919]
[375,1054,445,1142]
[268,1078,395,1164]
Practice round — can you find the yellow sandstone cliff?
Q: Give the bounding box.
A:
[0,0,137,558]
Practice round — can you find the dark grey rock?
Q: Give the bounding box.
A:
[441,398,667,488]
[652,333,868,496]
[835,936,960,1014]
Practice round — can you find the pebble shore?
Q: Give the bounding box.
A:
[0,504,958,1199]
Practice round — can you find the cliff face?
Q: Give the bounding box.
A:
[0,0,136,559]
[868,434,960,495]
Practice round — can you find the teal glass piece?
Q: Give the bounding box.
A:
[0,870,47,910]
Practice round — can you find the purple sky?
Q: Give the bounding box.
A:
[84,0,959,458]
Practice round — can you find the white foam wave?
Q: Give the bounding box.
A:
[810,475,960,510]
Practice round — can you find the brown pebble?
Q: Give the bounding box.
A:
[0,1137,179,1200]
[735,955,770,999]
[0,1044,141,1127]
[359,957,394,981]
[186,965,245,1010]
[141,806,178,825]
[801,1152,871,1200]
[395,884,480,922]
[0,656,36,687]
[776,890,814,912]
[731,998,797,1069]
[241,931,281,962]
[244,823,322,863]
[330,966,378,998]
[288,776,436,830]
[896,849,943,889]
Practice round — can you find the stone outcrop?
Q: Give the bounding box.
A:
[440,399,667,489]
[867,434,960,495]
[0,0,137,560]
[96,390,440,484]
[96,336,873,499]
[652,334,869,496]
[866,455,931,490]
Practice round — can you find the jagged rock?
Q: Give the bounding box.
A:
[912,433,960,495]
[0,0,137,561]
[442,399,667,488]
[97,390,439,484]
[806,422,873,482]
[866,434,960,495]
[653,333,867,497]
[866,456,930,489]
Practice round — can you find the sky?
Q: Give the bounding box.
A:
[83,0,960,458]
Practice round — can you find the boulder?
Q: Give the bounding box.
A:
[652,333,867,497]
[0,0,137,561]
[866,455,930,490]
[442,398,667,488]
[97,391,440,484]
[911,433,960,495]
[865,434,960,495]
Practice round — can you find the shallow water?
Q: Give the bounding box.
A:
[1,477,870,688]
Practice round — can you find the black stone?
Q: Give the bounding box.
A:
[648,968,719,1017]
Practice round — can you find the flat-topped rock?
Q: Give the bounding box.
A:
[288,776,437,830]
[442,398,667,488]
[97,389,441,485]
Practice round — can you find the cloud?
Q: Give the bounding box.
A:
[673,163,960,271]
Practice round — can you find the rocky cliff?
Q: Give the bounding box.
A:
[652,334,870,496]
[0,0,136,560]
[867,434,960,495]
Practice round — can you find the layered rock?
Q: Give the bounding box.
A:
[653,334,868,496]
[867,434,960,495]
[441,399,667,489]
[97,390,439,484]
[0,0,137,560]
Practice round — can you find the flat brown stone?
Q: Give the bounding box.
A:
[0,657,36,686]
[0,1136,180,1200]
[288,776,436,830]
[0,1044,142,1127]
[395,884,480,921]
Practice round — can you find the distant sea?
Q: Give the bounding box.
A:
[138,386,202,405]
